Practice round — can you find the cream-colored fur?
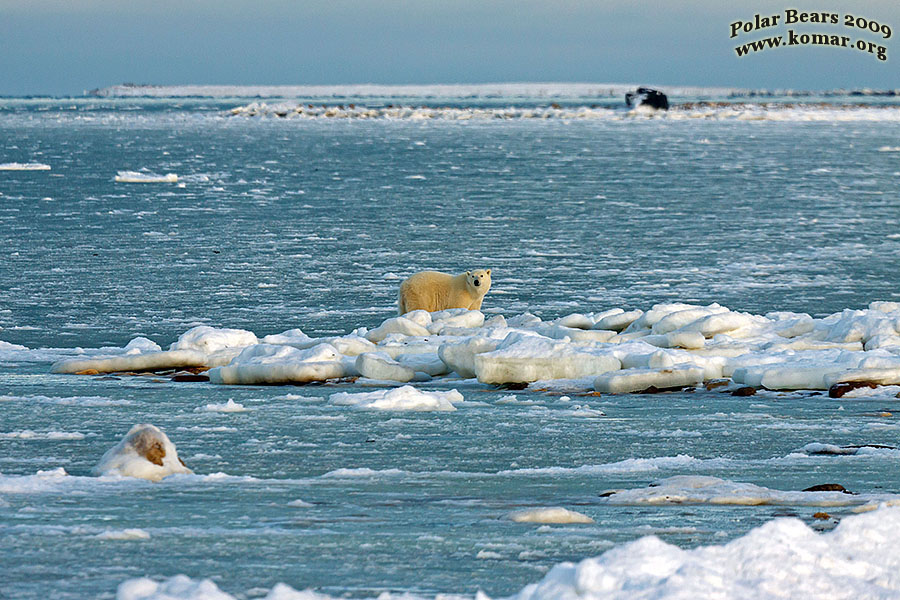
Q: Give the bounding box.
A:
[398,269,492,314]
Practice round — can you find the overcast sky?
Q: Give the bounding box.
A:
[1,0,897,95]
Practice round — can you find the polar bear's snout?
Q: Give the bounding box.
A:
[474,279,481,286]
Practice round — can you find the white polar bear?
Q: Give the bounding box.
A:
[398,269,491,315]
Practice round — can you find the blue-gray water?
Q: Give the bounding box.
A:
[2,96,900,599]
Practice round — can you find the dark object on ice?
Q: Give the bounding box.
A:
[705,379,730,390]
[812,512,833,520]
[171,372,210,382]
[731,386,756,397]
[802,483,854,494]
[828,380,878,398]
[625,87,669,110]
[497,382,529,391]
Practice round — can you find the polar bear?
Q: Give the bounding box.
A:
[398,269,491,315]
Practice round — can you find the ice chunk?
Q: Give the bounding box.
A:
[594,366,704,394]
[640,331,706,349]
[540,325,617,343]
[51,349,208,374]
[114,171,178,183]
[355,352,415,382]
[365,316,431,342]
[427,309,485,333]
[169,326,258,354]
[261,328,312,345]
[329,385,461,411]
[94,424,191,482]
[396,352,450,376]
[555,313,594,330]
[600,475,880,506]
[401,309,432,328]
[508,507,594,524]
[207,343,346,385]
[475,333,621,384]
[651,305,729,334]
[593,309,642,332]
[438,336,500,378]
[0,162,51,170]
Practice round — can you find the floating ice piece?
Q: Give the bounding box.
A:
[51,349,208,374]
[594,366,704,394]
[94,424,191,482]
[650,305,730,334]
[599,475,885,506]
[261,328,312,345]
[97,529,151,540]
[396,352,450,376]
[475,334,621,384]
[508,507,594,524]
[169,326,258,354]
[355,352,415,382]
[438,336,500,378]
[427,309,484,333]
[329,385,461,411]
[202,399,246,413]
[114,171,178,183]
[540,324,618,343]
[0,162,51,170]
[365,316,430,342]
[207,343,346,385]
[593,309,643,332]
[555,313,594,330]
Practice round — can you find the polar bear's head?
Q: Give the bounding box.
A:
[466,269,492,295]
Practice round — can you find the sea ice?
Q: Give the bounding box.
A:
[329,385,461,411]
[115,171,178,183]
[508,507,594,524]
[0,162,51,170]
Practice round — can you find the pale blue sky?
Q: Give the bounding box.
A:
[1,0,897,95]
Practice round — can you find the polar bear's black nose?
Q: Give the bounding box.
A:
[474,280,480,286]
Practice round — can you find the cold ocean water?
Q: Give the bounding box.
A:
[2,87,900,599]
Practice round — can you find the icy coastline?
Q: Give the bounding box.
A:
[41,301,900,396]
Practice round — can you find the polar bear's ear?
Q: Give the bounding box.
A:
[466,271,471,276]
[486,269,491,275]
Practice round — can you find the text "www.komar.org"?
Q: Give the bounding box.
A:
[732,9,890,61]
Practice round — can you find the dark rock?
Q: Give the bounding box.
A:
[802,483,854,494]
[172,373,210,382]
[829,381,878,398]
[497,382,529,391]
[731,386,756,397]
[625,87,669,110]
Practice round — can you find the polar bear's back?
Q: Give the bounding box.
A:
[399,271,468,314]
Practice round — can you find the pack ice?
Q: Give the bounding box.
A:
[48,301,900,393]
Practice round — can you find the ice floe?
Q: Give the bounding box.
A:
[0,162,51,170]
[46,300,900,393]
[599,475,896,507]
[114,170,178,183]
[329,386,462,411]
[94,424,192,481]
[508,507,594,524]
